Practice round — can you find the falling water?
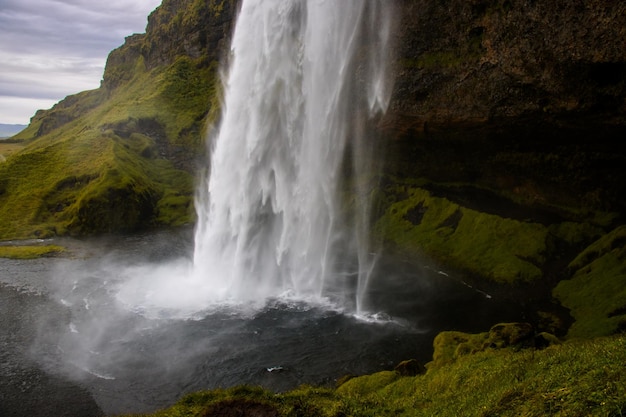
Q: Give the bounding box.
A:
[192,0,393,311]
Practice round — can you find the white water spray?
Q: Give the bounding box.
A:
[191,0,392,310]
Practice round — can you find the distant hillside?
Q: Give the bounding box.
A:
[0,0,239,238]
[0,124,26,138]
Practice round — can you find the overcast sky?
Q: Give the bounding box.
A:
[0,0,162,125]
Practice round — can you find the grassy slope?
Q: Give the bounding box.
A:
[373,185,547,284]
[123,334,626,417]
[0,55,219,239]
[372,184,614,285]
[371,182,626,340]
[554,225,626,338]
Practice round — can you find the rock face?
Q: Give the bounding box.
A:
[376,0,626,339]
[142,0,238,69]
[389,0,626,124]
[382,1,626,217]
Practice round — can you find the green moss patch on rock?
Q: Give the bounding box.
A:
[374,186,548,284]
[553,225,626,339]
[430,322,558,368]
[431,330,489,367]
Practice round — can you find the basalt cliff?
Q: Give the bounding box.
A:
[1,0,625,339]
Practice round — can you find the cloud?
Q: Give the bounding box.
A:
[0,97,59,127]
[0,0,162,124]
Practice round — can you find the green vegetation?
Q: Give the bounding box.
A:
[554,225,626,338]
[0,46,219,239]
[0,141,24,160]
[0,244,65,259]
[430,323,560,367]
[373,186,547,284]
[123,333,626,417]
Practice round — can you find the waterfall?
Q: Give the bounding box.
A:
[192,0,393,311]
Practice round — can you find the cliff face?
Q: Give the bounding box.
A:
[102,0,238,90]
[142,0,237,69]
[383,1,626,216]
[375,0,626,338]
[390,0,626,124]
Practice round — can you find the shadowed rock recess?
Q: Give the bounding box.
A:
[1,0,625,346]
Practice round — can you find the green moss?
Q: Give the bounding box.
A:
[161,56,220,145]
[156,193,194,226]
[548,221,603,246]
[336,371,400,397]
[568,225,626,271]
[432,331,489,367]
[207,0,227,17]
[431,323,556,369]
[0,123,192,237]
[553,225,626,339]
[374,187,547,284]
[0,245,65,259]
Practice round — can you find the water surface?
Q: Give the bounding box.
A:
[0,229,525,416]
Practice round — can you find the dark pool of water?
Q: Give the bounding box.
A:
[0,230,526,416]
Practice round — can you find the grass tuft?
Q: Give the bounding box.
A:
[0,245,65,259]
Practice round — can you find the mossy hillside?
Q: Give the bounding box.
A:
[86,54,218,149]
[0,54,218,239]
[348,335,626,417]
[161,57,222,149]
[123,334,626,417]
[430,323,561,368]
[0,128,194,238]
[12,89,106,142]
[373,186,548,284]
[0,130,146,237]
[160,0,230,32]
[0,141,24,161]
[554,225,626,339]
[0,136,100,238]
